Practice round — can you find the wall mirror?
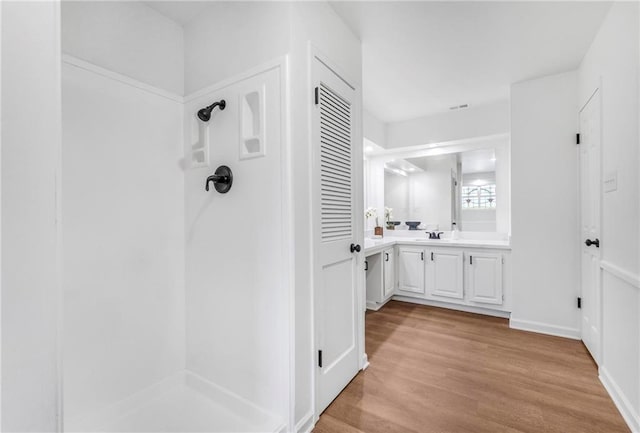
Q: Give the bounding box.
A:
[364,135,510,234]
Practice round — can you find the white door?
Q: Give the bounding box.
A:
[427,249,464,299]
[397,247,426,295]
[383,248,395,298]
[467,252,503,305]
[313,57,361,414]
[579,89,602,364]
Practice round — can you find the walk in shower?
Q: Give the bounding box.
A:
[60,2,290,431]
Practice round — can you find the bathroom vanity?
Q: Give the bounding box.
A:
[365,235,511,317]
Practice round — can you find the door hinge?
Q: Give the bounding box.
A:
[364,260,368,271]
[318,350,323,368]
[314,87,319,105]
[576,133,581,145]
[577,297,582,309]
[470,255,473,265]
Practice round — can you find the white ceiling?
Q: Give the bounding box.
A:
[331,1,611,123]
[143,1,213,26]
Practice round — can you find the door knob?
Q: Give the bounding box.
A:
[350,243,361,253]
[585,238,600,248]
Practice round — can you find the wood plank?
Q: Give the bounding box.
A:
[314,301,629,433]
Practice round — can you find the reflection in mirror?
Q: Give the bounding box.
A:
[384,154,459,231]
[365,137,510,234]
[460,148,497,231]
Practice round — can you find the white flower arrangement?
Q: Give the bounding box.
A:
[365,207,379,227]
[384,207,393,222]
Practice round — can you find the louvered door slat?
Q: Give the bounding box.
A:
[319,83,352,242]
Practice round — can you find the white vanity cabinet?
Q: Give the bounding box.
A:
[365,240,511,314]
[383,248,395,298]
[426,249,464,299]
[465,251,503,305]
[392,242,511,314]
[397,246,426,296]
[365,246,396,310]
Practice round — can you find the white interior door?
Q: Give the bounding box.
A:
[579,89,602,364]
[313,57,361,415]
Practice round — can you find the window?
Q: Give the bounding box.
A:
[462,184,496,209]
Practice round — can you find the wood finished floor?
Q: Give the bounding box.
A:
[313,301,629,433]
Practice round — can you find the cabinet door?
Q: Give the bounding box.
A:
[383,248,395,298]
[467,252,503,304]
[427,249,463,299]
[365,253,384,304]
[397,247,425,295]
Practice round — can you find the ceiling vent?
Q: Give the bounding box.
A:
[449,104,469,110]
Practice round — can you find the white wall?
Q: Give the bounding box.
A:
[363,109,387,148]
[386,100,510,148]
[288,3,362,430]
[183,65,289,425]
[510,71,580,339]
[183,2,290,95]
[62,1,184,95]
[1,2,61,430]
[578,3,640,431]
[181,4,292,426]
[61,63,185,425]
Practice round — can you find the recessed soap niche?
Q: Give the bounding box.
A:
[190,118,210,168]
[239,85,266,160]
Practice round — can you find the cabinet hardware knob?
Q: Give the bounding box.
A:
[350,243,361,253]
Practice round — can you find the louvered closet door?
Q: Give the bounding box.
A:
[313,58,360,416]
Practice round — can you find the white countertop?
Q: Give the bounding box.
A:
[364,236,511,255]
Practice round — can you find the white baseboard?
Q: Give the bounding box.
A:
[362,353,370,370]
[392,295,511,318]
[600,367,640,433]
[509,318,581,340]
[295,411,315,433]
[366,300,383,311]
[366,297,392,311]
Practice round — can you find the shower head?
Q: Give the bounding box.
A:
[197,99,226,122]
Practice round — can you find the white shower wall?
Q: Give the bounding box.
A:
[61,2,188,428]
[60,2,290,430]
[61,61,186,426]
[183,63,289,426]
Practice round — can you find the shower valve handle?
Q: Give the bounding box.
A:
[205,165,233,194]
